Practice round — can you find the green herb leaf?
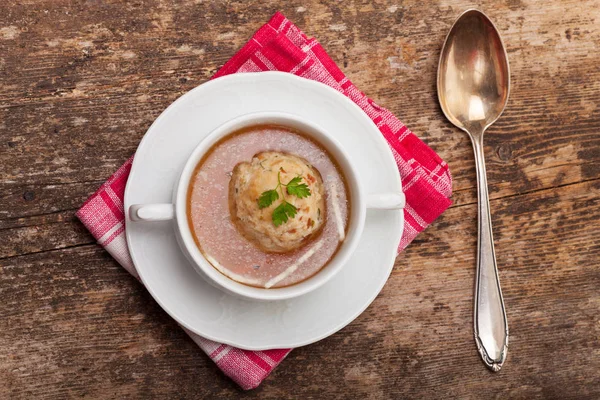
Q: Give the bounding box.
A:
[272,201,298,226]
[285,176,302,186]
[258,189,279,209]
[286,176,311,198]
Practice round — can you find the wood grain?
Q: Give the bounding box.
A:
[1,0,599,398]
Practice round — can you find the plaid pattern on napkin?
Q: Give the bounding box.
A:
[77,11,452,390]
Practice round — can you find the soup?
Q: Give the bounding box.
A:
[187,125,349,288]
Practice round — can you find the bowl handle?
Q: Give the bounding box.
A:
[366,193,405,210]
[129,204,174,222]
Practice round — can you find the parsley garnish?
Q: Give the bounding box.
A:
[257,171,312,226]
[285,176,311,198]
[258,190,279,209]
[272,201,298,226]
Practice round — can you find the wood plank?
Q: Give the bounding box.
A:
[0,181,103,222]
[0,211,92,259]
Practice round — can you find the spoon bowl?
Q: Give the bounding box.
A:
[438,9,510,137]
[437,9,510,372]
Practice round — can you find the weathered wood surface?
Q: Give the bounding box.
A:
[1,0,599,398]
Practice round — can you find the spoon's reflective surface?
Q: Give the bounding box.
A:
[437,9,509,371]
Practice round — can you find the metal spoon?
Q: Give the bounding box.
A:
[437,9,509,371]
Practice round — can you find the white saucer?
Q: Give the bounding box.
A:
[124,72,403,350]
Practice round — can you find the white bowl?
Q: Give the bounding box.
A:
[128,112,404,301]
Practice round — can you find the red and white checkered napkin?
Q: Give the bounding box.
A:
[76,11,452,390]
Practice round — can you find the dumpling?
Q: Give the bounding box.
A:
[229,151,326,253]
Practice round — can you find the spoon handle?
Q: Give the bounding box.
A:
[471,135,509,372]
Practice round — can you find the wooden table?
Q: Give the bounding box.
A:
[1,1,598,398]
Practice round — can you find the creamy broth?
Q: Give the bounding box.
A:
[187,125,349,288]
